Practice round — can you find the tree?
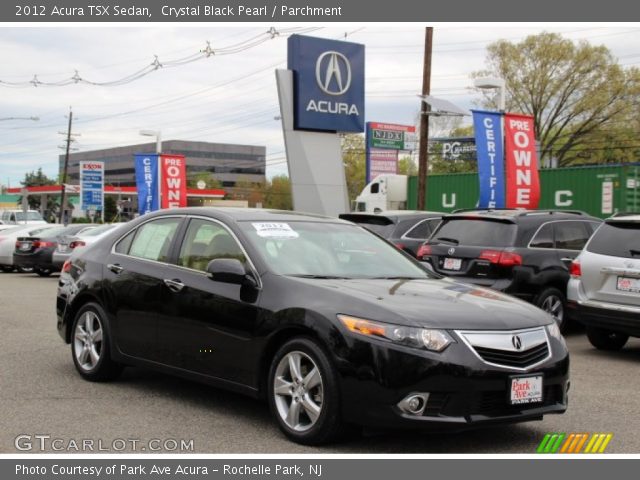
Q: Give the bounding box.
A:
[341,133,366,201]
[398,156,418,176]
[187,171,222,190]
[19,168,58,212]
[474,32,640,166]
[263,175,292,210]
[103,196,118,222]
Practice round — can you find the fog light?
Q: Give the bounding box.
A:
[397,393,429,416]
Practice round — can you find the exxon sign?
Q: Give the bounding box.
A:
[288,35,365,133]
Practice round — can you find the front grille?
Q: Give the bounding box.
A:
[423,393,448,416]
[473,342,550,368]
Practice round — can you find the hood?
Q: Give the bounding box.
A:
[293,276,552,330]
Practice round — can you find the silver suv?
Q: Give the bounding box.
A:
[567,214,640,350]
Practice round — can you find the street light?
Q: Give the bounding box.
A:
[0,116,39,122]
[474,77,506,112]
[139,129,161,154]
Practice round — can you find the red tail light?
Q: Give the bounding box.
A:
[62,260,72,273]
[570,260,581,277]
[15,241,20,248]
[416,245,432,258]
[394,243,405,251]
[479,250,522,267]
[69,241,86,249]
[33,241,54,249]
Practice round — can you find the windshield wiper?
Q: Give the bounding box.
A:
[435,237,459,245]
[288,274,350,279]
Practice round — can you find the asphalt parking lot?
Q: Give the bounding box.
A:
[1,272,639,453]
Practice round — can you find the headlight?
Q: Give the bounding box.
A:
[337,314,453,352]
[546,322,563,341]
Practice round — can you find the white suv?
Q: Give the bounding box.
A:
[0,209,47,225]
[567,214,640,350]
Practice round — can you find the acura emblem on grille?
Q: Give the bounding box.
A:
[512,335,523,350]
[448,247,455,255]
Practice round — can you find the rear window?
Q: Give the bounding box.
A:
[340,216,396,238]
[431,218,517,247]
[586,222,640,258]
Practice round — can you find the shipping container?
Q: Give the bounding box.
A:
[408,164,640,218]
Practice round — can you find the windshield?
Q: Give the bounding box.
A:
[430,218,517,247]
[239,221,433,279]
[15,211,44,221]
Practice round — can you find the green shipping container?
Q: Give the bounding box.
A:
[407,164,640,218]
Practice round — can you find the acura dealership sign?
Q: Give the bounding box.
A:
[288,35,365,132]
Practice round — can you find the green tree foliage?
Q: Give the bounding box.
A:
[263,175,292,210]
[19,168,58,211]
[475,32,640,166]
[398,156,417,176]
[103,196,118,222]
[187,171,222,190]
[341,133,366,201]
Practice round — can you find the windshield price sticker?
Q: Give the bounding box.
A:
[252,222,299,239]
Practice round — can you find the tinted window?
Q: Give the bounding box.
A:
[115,230,135,254]
[530,223,554,248]
[370,183,380,194]
[178,219,245,272]
[554,221,591,250]
[587,222,640,258]
[127,218,181,262]
[431,219,517,247]
[404,219,432,240]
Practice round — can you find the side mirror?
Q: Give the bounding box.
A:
[206,258,258,288]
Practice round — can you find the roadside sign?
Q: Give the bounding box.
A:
[367,122,416,150]
[80,161,104,213]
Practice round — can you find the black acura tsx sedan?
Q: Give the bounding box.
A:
[56,208,569,445]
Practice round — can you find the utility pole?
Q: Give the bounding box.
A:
[417,27,433,210]
[58,108,79,224]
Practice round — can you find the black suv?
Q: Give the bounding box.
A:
[339,211,442,257]
[417,209,602,330]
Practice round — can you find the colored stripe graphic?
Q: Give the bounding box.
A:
[538,433,613,453]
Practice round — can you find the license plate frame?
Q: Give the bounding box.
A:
[616,276,640,293]
[443,258,462,271]
[509,374,543,405]
[19,242,31,252]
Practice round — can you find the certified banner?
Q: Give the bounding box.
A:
[160,154,187,209]
[134,154,160,215]
[504,113,540,209]
[472,110,505,208]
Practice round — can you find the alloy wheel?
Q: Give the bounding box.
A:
[273,351,324,432]
[73,311,103,371]
[541,294,564,325]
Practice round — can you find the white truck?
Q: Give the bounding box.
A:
[352,174,408,213]
[0,209,47,225]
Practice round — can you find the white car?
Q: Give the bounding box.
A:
[567,213,640,350]
[52,223,123,269]
[0,209,48,225]
[0,224,58,272]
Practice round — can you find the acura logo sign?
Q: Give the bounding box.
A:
[315,51,352,96]
[512,335,523,350]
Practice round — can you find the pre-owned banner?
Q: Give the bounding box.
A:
[160,154,187,209]
[505,113,540,209]
[134,154,160,215]
[472,110,505,208]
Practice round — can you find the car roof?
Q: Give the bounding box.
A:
[145,207,352,224]
[444,209,599,223]
[339,210,442,223]
[607,213,640,223]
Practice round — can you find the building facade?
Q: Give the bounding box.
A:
[60,140,266,191]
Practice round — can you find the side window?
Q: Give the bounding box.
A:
[115,229,136,254]
[404,220,432,240]
[127,218,181,262]
[427,218,442,234]
[178,219,246,272]
[554,221,591,250]
[586,221,602,234]
[530,223,554,248]
[370,183,380,194]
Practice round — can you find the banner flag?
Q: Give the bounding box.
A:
[134,154,160,215]
[472,110,505,208]
[504,113,541,209]
[160,154,187,209]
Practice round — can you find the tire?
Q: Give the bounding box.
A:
[35,268,52,277]
[535,287,568,332]
[586,326,629,351]
[71,302,123,382]
[268,337,344,445]
[1,266,14,273]
[17,266,33,274]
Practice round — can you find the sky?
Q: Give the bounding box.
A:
[0,24,639,188]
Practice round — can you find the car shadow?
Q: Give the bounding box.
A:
[112,366,545,453]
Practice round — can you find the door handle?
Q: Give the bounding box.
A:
[107,263,124,274]
[164,278,185,293]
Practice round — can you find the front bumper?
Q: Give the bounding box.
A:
[335,332,569,430]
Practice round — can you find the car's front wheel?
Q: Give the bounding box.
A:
[268,337,344,445]
[71,303,123,381]
[535,287,567,332]
[35,267,52,277]
[586,326,629,351]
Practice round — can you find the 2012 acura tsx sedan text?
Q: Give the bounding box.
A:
[56,208,569,445]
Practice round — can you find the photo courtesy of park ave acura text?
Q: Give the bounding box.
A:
[1,2,640,463]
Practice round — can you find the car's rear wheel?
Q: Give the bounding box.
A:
[535,287,567,332]
[586,326,629,351]
[1,266,14,273]
[35,267,52,277]
[71,303,123,381]
[17,266,33,273]
[268,337,344,445]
